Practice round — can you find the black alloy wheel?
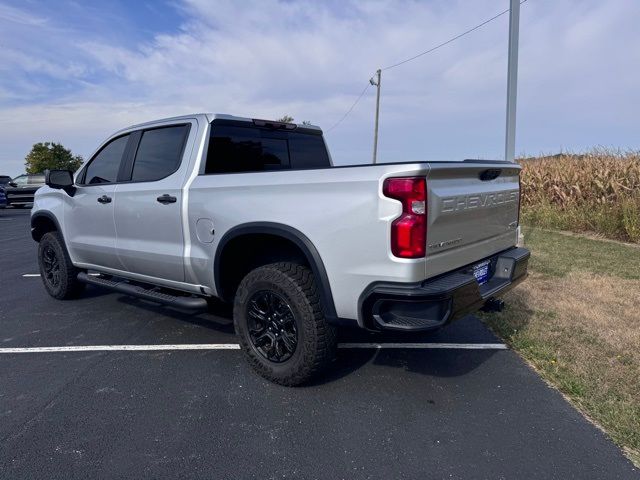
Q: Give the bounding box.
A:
[41,244,61,289]
[38,231,85,299]
[233,262,337,386]
[247,290,298,363]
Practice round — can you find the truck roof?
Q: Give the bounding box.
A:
[120,113,322,134]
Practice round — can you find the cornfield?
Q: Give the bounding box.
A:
[519,148,640,243]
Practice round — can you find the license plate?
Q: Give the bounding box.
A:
[473,260,490,285]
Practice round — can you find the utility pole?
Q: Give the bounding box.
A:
[505,0,520,162]
[370,69,382,164]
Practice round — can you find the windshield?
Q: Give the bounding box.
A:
[11,175,28,185]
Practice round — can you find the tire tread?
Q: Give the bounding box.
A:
[38,231,85,299]
[234,262,337,386]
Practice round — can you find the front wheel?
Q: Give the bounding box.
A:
[233,262,337,386]
[38,232,85,299]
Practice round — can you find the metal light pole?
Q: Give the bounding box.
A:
[371,69,382,164]
[505,0,520,162]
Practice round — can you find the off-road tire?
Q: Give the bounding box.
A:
[234,262,337,386]
[38,231,85,299]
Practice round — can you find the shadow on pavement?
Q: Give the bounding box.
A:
[116,295,235,334]
[110,287,499,386]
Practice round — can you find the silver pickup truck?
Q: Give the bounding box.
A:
[31,113,529,385]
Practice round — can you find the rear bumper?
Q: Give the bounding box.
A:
[359,247,530,332]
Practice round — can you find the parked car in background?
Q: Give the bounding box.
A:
[1,175,13,208]
[5,174,46,208]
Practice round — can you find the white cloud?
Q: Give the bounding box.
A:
[0,0,639,175]
[0,2,47,25]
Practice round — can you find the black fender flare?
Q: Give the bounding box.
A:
[214,222,337,320]
[30,211,63,243]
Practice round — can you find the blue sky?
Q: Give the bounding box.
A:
[1,0,639,176]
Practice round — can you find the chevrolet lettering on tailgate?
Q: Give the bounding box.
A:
[441,190,519,213]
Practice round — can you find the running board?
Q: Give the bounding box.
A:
[77,272,208,310]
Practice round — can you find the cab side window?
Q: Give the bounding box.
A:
[130,125,189,182]
[83,135,130,185]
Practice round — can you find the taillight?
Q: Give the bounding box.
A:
[383,177,427,258]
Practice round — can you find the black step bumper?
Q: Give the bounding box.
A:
[359,247,530,332]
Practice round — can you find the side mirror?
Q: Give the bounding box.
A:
[45,169,75,196]
[8,181,17,187]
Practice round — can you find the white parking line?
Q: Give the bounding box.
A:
[339,342,507,350]
[0,344,241,353]
[0,343,507,354]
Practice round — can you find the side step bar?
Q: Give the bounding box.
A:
[77,272,208,310]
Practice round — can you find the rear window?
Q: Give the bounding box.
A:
[204,124,329,174]
[288,134,331,169]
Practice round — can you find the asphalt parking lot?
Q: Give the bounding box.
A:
[0,208,637,479]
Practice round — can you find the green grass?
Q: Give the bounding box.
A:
[481,228,640,466]
[523,228,640,279]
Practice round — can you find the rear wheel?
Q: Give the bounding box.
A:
[233,262,337,386]
[38,231,85,299]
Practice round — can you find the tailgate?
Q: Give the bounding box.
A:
[424,161,521,279]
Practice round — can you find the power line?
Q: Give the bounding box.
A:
[326,81,371,132]
[327,0,528,131]
[382,0,527,71]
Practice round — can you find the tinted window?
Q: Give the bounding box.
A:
[206,126,290,174]
[288,134,330,169]
[84,135,129,185]
[0,176,11,185]
[131,125,189,182]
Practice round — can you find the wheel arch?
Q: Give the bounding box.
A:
[214,222,337,320]
[31,211,63,243]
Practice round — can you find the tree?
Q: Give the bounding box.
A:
[276,115,294,123]
[275,116,313,125]
[24,142,84,174]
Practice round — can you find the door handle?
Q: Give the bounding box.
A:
[97,195,112,204]
[157,194,177,204]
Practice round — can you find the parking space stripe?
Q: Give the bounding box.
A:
[338,342,508,349]
[0,343,507,354]
[0,344,242,353]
